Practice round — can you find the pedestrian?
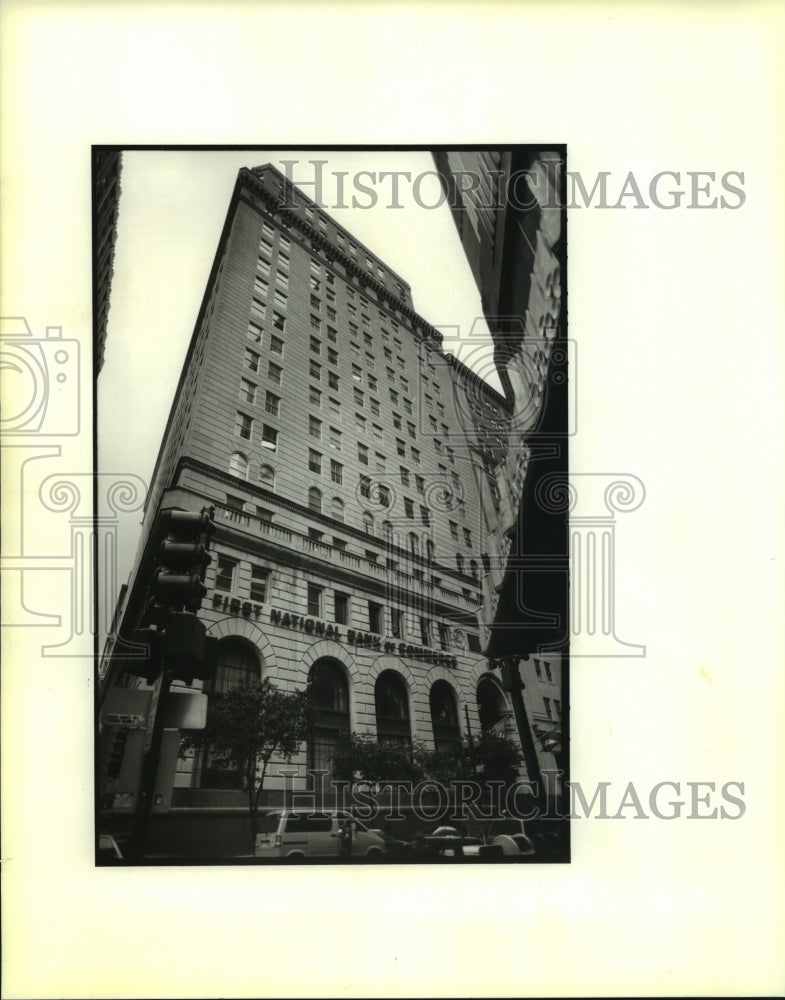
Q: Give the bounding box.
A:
[339,816,356,858]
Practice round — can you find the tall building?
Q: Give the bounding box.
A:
[434,148,567,777]
[99,163,563,857]
[92,149,123,374]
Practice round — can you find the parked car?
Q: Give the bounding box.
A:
[97,833,123,861]
[407,817,536,859]
[254,810,386,860]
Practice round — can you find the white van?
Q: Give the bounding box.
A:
[255,810,386,859]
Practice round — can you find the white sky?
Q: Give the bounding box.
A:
[99,150,496,593]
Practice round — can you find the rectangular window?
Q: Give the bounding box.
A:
[365,352,375,370]
[265,391,280,417]
[393,413,402,430]
[407,422,416,440]
[375,453,386,473]
[449,521,459,540]
[254,276,268,298]
[411,447,421,464]
[257,255,271,277]
[400,466,410,487]
[307,584,323,618]
[467,633,482,653]
[245,348,260,373]
[235,412,252,440]
[329,426,342,450]
[404,398,413,415]
[257,507,273,524]
[365,549,378,564]
[327,325,337,342]
[420,617,431,646]
[327,347,338,366]
[396,438,406,457]
[216,556,235,592]
[354,387,364,407]
[333,537,347,551]
[328,396,341,416]
[309,386,322,408]
[310,276,321,293]
[352,364,363,383]
[270,334,284,355]
[274,290,287,310]
[415,475,424,495]
[310,315,321,332]
[334,591,349,625]
[327,307,336,322]
[272,310,286,331]
[261,425,278,452]
[420,506,431,526]
[308,449,322,473]
[240,378,256,404]
[250,567,269,603]
[355,413,367,434]
[358,443,369,465]
[370,397,380,416]
[328,371,339,390]
[404,498,414,518]
[309,415,322,439]
[544,662,553,682]
[268,361,282,385]
[390,389,399,405]
[372,423,383,441]
[391,608,404,639]
[226,494,244,512]
[463,528,472,547]
[544,697,553,719]
[359,475,371,498]
[310,360,321,381]
[534,659,543,680]
[310,335,321,354]
[250,299,265,323]
[438,623,450,651]
[368,601,383,634]
[310,294,320,311]
[248,320,263,344]
[330,459,343,484]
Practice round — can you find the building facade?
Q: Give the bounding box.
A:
[99,163,561,856]
[93,148,123,374]
[434,148,567,776]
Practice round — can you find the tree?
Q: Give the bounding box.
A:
[330,733,424,785]
[465,730,523,786]
[180,678,310,853]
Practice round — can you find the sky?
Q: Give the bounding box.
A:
[98,149,497,600]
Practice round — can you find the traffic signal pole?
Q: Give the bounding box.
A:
[117,506,216,861]
[127,670,172,862]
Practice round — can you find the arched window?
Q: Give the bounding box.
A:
[429,680,461,755]
[199,638,261,790]
[331,497,344,522]
[308,658,350,786]
[363,512,374,535]
[456,553,465,575]
[477,676,512,736]
[409,532,419,557]
[469,559,479,581]
[229,452,248,479]
[259,464,275,489]
[308,487,322,513]
[375,670,411,749]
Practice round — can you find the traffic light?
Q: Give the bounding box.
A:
[149,508,215,616]
[127,627,166,683]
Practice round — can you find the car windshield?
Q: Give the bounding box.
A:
[486,819,523,837]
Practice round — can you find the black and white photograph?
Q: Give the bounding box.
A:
[95,148,569,865]
[3,4,784,998]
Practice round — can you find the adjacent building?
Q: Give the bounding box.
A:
[434,148,567,776]
[93,149,123,374]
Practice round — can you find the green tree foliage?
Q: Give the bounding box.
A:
[330,733,424,784]
[180,678,310,852]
